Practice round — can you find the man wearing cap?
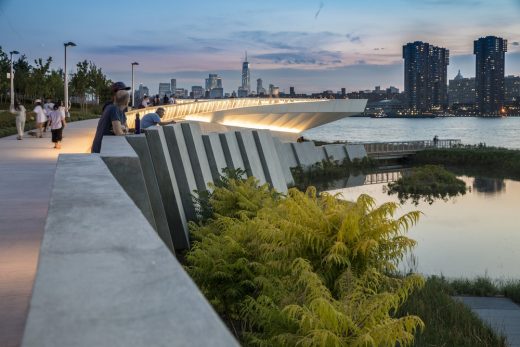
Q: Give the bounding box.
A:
[140,107,175,129]
[91,82,131,153]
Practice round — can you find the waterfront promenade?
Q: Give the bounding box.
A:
[0,119,98,347]
[1,118,520,346]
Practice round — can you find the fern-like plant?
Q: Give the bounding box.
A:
[186,176,424,346]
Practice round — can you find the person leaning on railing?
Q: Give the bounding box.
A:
[140,107,175,129]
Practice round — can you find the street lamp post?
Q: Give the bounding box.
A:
[131,62,139,108]
[9,50,19,107]
[64,42,76,116]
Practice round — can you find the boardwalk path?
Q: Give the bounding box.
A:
[456,296,520,347]
[0,119,97,347]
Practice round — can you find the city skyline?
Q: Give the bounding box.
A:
[1,0,520,93]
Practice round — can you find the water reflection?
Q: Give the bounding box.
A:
[473,177,506,194]
[326,175,520,279]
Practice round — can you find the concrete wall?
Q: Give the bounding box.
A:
[345,144,368,161]
[22,154,239,347]
[291,142,324,167]
[323,144,348,163]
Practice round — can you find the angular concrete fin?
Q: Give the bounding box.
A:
[202,133,228,182]
[126,135,174,253]
[180,122,213,191]
[144,127,190,250]
[252,130,289,192]
[235,130,266,184]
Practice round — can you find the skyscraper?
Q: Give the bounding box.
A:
[171,79,177,93]
[474,36,507,114]
[205,74,223,91]
[158,83,171,98]
[403,41,449,112]
[256,78,265,95]
[241,51,250,93]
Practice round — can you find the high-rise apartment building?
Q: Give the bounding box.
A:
[205,74,223,91]
[134,84,149,104]
[158,83,171,98]
[256,78,266,95]
[403,41,449,112]
[505,75,520,102]
[269,84,279,97]
[191,86,204,99]
[448,70,476,106]
[474,36,507,114]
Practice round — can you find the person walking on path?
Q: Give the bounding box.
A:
[32,99,47,138]
[9,100,26,140]
[140,107,175,129]
[47,104,66,149]
[91,82,131,153]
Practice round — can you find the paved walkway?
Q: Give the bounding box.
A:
[455,296,520,347]
[0,119,98,347]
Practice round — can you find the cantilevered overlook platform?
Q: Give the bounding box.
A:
[125,98,368,134]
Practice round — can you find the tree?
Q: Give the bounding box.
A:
[0,47,10,104]
[69,60,89,111]
[13,55,31,101]
[27,57,52,99]
[47,69,64,101]
[87,62,111,105]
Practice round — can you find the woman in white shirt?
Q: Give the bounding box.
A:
[32,99,47,138]
[9,100,26,140]
[47,104,67,149]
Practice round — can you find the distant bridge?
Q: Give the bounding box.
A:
[361,139,462,159]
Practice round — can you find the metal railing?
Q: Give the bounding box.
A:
[363,139,461,155]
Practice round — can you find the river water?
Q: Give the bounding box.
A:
[303,117,520,149]
[326,173,520,279]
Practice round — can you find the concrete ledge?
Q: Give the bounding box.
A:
[22,154,238,347]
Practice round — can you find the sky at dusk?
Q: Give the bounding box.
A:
[1,0,520,94]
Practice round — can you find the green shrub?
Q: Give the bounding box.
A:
[412,147,520,180]
[386,165,466,205]
[186,176,425,346]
